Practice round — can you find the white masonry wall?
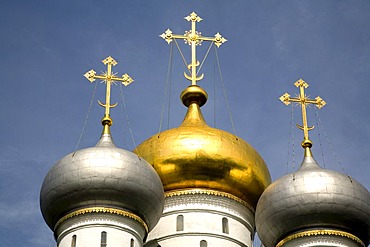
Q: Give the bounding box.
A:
[55,213,146,247]
[145,190,255,247]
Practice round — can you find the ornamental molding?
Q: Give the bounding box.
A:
[165,188,255,213]
[54,207,148,233]
[276,229,365,247]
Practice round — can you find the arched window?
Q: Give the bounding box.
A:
[200,240,207,247]
[222,217,229,234]
[100,231,107,247]
[176,215,184,231]
[71,235,76,247]
[130,238,134,247]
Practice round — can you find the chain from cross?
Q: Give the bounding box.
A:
[84,56,134,127]
[160,12,227,86]
[279,79,326,147]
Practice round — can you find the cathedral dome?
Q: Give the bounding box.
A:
[256,152,370,247]
[40,133,165,232]
[134,85,271,209]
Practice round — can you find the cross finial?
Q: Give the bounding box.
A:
[160,12,227,86]
[84,56,134,134]
[280,79,326,154]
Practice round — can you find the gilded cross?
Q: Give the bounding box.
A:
[280,79,326,148]
[160,12,227,86]
[84,56,133,131]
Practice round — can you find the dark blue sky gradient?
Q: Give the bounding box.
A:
[0,1,369,246]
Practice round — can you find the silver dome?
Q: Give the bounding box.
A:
[40,134,164,231]
[256,155,370,247]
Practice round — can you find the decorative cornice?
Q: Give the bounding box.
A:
[54,207,148,233]
[152,231,249,247]
[276,229,365,247]
[165,189,255,213]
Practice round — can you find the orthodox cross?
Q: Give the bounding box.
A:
[160,12,227,86]
[279,79,326,148]
[84,56,133,130]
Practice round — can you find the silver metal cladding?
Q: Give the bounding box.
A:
[256,156,370,247]
[40,134,164,231]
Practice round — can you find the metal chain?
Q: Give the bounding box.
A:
[174,39,189,71]
[158,43,174,135]
[286,103,295,174]
[214,46,238,138]
[197,41,214,75]
[314,107,326,168]
[119,83,137,149]
[73,81,98,156]
[213,60,216,128]
[314,107,348,175]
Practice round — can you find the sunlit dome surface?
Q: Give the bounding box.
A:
[40,134,165,231]
[134,85,271,209]
[256,154,370,247]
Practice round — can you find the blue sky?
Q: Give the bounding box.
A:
[0,1,369,246]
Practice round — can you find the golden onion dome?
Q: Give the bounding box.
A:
[134,85,271,209]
